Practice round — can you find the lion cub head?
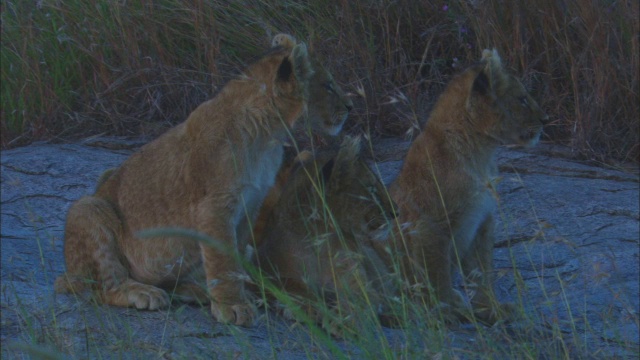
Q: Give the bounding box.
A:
[272,34,353,137]
[465,48,548,147]
[256,135,398,264]
[314,136,396,240]
[304,64,353,136]
[264,136,396,246]
[256,137,396,249]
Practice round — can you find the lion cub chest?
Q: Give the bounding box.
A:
[454,190,495,250]
[451,171,498,252]
[233,140,284,227]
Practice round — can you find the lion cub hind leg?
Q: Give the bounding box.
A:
[56,196,170,310]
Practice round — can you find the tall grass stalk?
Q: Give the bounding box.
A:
[1,0,637,162]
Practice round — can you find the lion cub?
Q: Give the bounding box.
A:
[390,49,548,323]
[255,136,398,333]
[54,35,313,326]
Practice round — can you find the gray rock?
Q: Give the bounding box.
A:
[2,138,638,359]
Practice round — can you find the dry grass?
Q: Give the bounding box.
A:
[1,0,638,162]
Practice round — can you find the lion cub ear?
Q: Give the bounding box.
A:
[271,33,297,49]
[276,42,313,84]
[473,48,508,97]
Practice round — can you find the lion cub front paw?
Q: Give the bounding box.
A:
[104,281,170,310]
[210,302,256,327]
[129,284,170,310]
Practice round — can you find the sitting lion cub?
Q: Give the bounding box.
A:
[255,136,398,333]
[390,49,548,323]
[54,34,314,326]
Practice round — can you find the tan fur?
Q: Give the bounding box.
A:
[273,33,353,137]
[390,49,548,323]
[54,34,315,326]
[95,167,116,190]
[303,63,353,136]
[251,43,354,246]
[250,148,313,246]
[255,136,398,334]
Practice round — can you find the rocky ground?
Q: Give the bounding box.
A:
[1,137,638,359]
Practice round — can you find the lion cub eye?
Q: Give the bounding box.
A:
[519,96,529,107]
[323,83,335,94]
